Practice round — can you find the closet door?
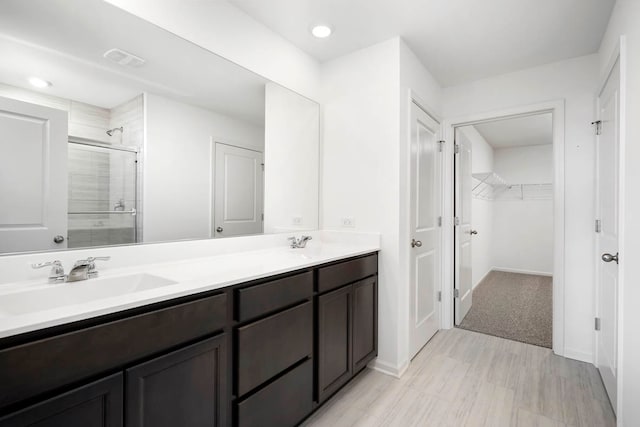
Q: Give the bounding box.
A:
[455,129,473,325]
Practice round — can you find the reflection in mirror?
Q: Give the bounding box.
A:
[0,0,319,255]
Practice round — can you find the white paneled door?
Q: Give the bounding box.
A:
[455,128,473,325]
[409,102,442,359]
[213,142,263,238]
[595,59,620,412]
[0,96,68,253]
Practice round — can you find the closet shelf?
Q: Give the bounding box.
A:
[471,172,552,201]
[472,172,509,200]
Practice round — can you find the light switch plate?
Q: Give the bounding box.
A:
[292,216,303,225]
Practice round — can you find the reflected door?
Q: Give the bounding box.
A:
[455,128,473,325]
[409,102,442,359]
[213,143,263,237]
[596,59,620,411]
[0,96,68,253]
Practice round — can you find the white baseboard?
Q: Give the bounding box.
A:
[369,358,409,378]
[492,266,553,277]
[473,268,493,289]
[563,347,593,364]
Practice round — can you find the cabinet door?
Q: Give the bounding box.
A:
[0,373,122,427]
[353,277,378,373]
[317,285,352,403]
[126,335,227,427]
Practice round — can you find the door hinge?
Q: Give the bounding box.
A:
[591,120,602,136]
[261,213,264,221]
[437,140,445,152]
[595,219,602,233]
[261,163,265,171]
[454,144,460,154]
[437,291,442,302]
[454,289,460,298]
[437,216,442,227]
[454,216,461,226]
[595,317,601,331]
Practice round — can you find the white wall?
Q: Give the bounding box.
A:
[321,38,402,373]
[264,83,319,233]
[492,145,554,275]
[444,54,599,362]
[144,93,264,243]
[458,126,494,288]
[104,0,319,100]
[598,1,640,423]
[321,37,443,375]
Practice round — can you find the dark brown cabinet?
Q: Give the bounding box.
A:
[317,285,352,402]
[0,373,123,427]
[317,257,378,403]
[353,276,378,374]
[0,252,377,427]
[126,335,227,427]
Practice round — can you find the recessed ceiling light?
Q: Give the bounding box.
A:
[28,77,52,88]
[311,25,332,38]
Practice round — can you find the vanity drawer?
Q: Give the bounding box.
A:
[236,301,312,396]
[236,271,313,321]
[317,253,378,293]
[237,359,312,427]
[0,293,227,410]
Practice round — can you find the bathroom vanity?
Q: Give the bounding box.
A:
[0,249,378,427]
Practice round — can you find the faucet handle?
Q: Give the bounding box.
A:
[31,260,66,283]
[86,256,111,263]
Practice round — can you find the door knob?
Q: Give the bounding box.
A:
[53,235,65,244]
[411,239,422,248]
[601,252,619,264]
[216,227,223,233]
[470,230,478,235]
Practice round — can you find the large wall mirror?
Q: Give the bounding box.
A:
[0,0,320,255]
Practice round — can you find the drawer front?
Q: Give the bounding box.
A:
[236,271,313,321]
[237,359,312,427]
[0,293,227,410]
[317,253,378,293]
[236,302,312,396]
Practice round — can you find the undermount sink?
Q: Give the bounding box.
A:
[0,273,177,316]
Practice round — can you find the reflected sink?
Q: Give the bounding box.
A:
[0,273,177,316]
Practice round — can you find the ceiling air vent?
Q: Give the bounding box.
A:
[103,48,146,68]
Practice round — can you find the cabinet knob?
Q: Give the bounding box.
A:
[53,235,65,244]
[411,239,422,248]
[216,227,223,233]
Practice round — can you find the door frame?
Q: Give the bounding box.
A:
[441,99,566,356]
[594,35,626,419]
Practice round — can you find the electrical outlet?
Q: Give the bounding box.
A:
[292,216,303,225]
[341,217,355,228]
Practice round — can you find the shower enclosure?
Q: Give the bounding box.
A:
[67,139,138,248]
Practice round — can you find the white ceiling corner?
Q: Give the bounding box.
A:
[229,0,615,87]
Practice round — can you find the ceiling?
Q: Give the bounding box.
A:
[0,0,268,125]
[230,0,615,86]
[472,114,553,149]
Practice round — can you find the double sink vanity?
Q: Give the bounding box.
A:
[0,234,380,427]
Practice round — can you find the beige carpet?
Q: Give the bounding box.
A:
[458,270,552,348]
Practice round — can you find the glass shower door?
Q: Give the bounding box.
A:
[67,141,138,248]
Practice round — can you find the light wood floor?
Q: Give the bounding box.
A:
[302,328,615,427]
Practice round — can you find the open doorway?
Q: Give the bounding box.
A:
[453,113,554,348]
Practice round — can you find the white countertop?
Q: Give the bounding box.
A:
[0,241,379,340]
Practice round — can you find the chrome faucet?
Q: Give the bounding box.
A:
[31,260,66,284]
[288,235,312,249]
[67,256,111,282]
